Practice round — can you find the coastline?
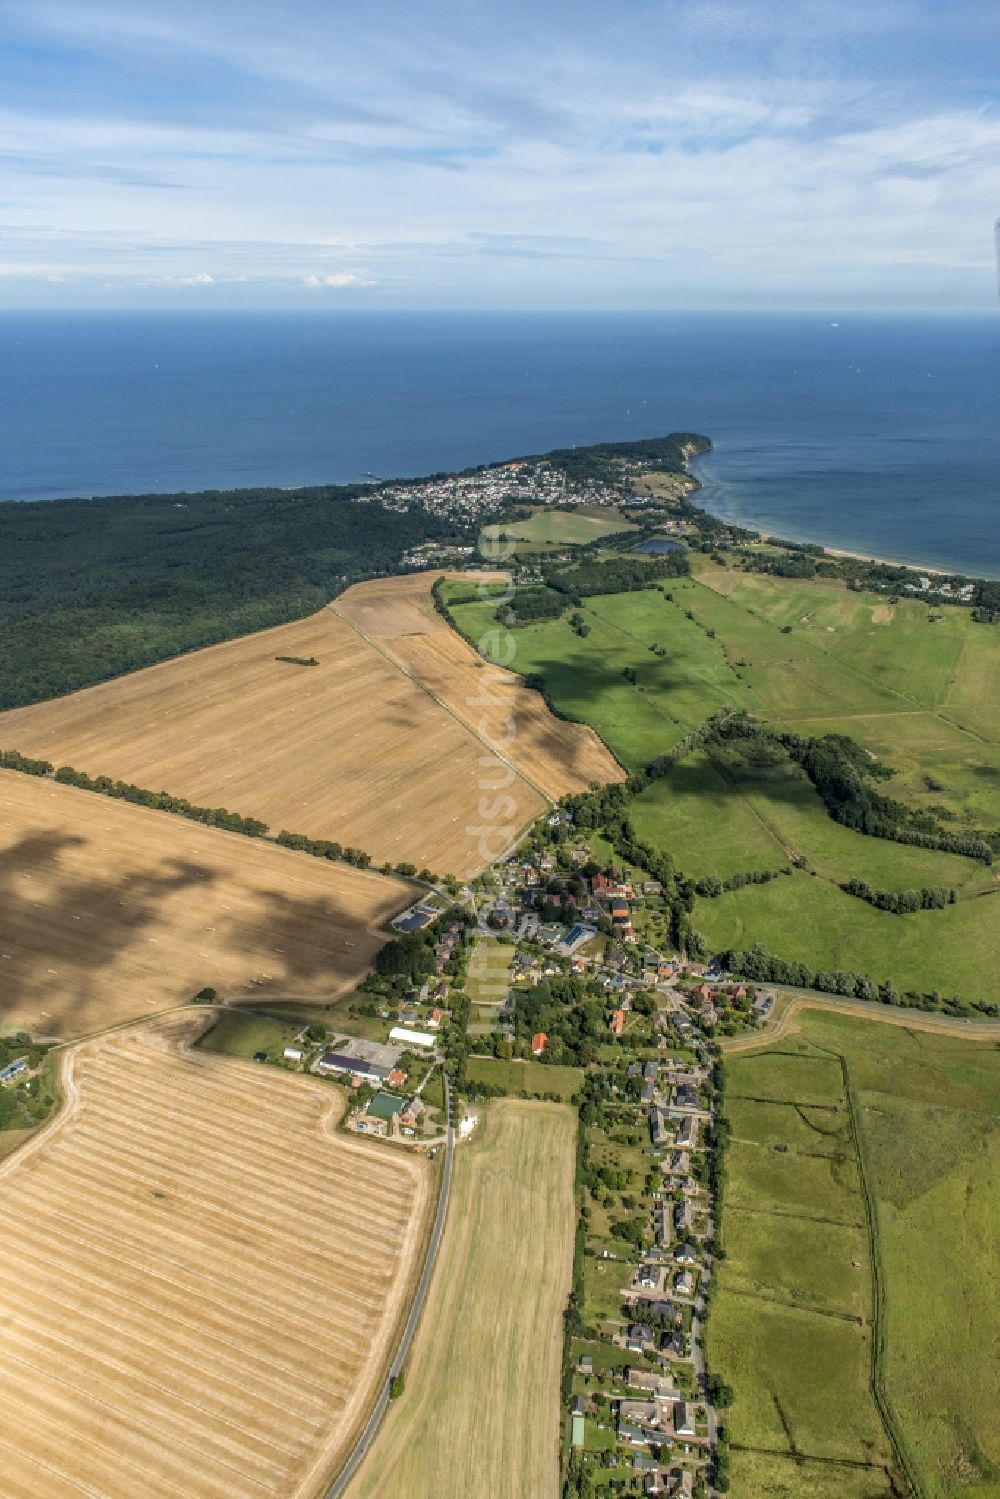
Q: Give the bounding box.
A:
[685,451,992,583]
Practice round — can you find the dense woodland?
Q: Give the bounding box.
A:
[0,484,457,708]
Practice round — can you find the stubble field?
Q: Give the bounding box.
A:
[0,573,620,878]
[0,1014,433,1499]
[346,1099,577,1499]
[333,571,624,800]
[0,770,410,1039]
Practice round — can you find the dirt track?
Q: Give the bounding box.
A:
[720,989,1000,1053]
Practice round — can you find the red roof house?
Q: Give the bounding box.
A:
[531,1032,549,1056]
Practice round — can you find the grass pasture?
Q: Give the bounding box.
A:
[466,1054,584,1100]
[0,1013,433,1499]
[441,563,1000,998]
[464,938,515,1016]
[488,505,637,548]
[711,1009,1000,1499]
[695,869,1000,1001]
[346,1099,576,1499]
[0,770,410,1040]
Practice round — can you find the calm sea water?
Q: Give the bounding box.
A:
[1,311,998,576]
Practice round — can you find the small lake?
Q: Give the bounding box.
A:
[633,537,686,554]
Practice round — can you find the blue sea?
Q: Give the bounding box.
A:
[1,310,998,576]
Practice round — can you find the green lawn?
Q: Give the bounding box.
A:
[466,1054,584,1100]
[696,870,1000,1000]
[710,1010,1000,1499]
[195,1008,317,1062]
[487,506,638,547]
[465,938,515,1013]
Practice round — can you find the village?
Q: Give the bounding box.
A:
[213,799,772,1497]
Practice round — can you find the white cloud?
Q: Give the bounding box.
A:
[302,271,376,287]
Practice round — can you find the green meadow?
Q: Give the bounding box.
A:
[465,1054,583,1100]
[710,1010,1000,1499]
[486,505,638,548]
[441,559,1000,1000]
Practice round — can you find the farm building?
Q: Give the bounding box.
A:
[388,1026,436,1050]
[316,1052,392,1084]
[0,1058,28,1084]
[283,1047,304,1063]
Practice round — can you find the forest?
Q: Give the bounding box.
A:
[0,483,458,708]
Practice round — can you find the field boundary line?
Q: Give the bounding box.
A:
[815,1042,924,1499]
[330,599,556,808]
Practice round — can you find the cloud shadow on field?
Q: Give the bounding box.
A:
[215,884,383,998]
[0,827,220,1039]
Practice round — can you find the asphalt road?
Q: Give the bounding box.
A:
[324,1073,456,1499]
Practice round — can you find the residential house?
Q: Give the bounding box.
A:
[627,1368,676,1397]
[401,1097,425,1127]
[674,1242,697,1266]
[673,1402,695,1438]
[618,1422,654,1448]
[610,1009,625,1037]
[676,1116,698,1150]
[618,1400,661,1428]
[626,1324,656,1355]
[531,1032,549,1057]
[649,1109,669,1148]
[635,1263,659,1290]
[674,1270,695,1298]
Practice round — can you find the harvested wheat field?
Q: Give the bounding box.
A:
[334,572,625,799]
[0,771,409,1040]
[347,1099,576,1499]
[0,1014,432,1499]
[0,600,550,878]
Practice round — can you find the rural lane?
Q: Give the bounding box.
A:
[720,985,1000,1053]
[324,1072,456,1499]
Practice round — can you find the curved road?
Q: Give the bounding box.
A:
[324,1072,456,1499]
[721,985,1000,1053]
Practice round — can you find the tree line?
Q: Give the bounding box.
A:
[841,877,958,914]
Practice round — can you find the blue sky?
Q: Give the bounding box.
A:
[1,0,999,309]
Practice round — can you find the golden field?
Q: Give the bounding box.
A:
[0,1015,432,1499]
[0,771,410,1039]
[334,571,625,800]
[347,1100,577,1499]
[0,587,559,877]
